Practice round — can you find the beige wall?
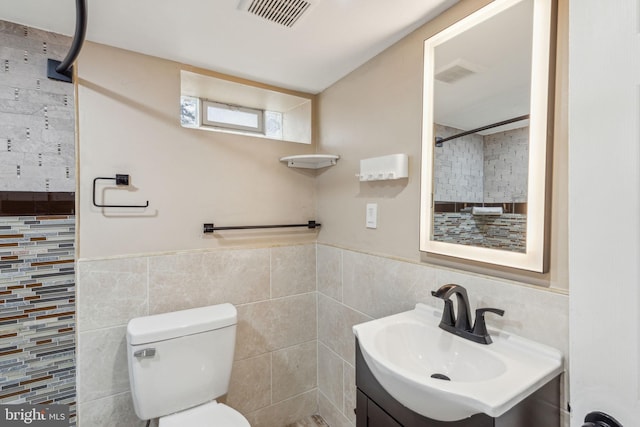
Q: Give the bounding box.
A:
[316,0,569,290]
[76,42,318,260]
[74,44,322,426]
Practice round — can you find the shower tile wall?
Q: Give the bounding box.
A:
[434,124,484,203]
[0,20,76,425]
[316,244,569,427]
[77,243,318,427]
[483,127,529,203]
[0,216,75,407]
[0,21,75,192]
[434,124,529,203]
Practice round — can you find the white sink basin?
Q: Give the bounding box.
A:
[353,303,563,422]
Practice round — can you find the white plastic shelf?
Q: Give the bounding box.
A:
[357,153,409,181]
[280,154,339,169]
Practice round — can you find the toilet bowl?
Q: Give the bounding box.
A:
[126,303,251,426]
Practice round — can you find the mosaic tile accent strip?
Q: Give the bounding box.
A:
[433,212,527,252]
[0,215,76,425]
[0,20,75,193]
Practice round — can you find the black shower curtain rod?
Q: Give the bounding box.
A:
[47,0,87,83]
[436,114,530,145]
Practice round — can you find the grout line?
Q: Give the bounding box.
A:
[145,257,150,316]
[269,247,273,300]
[339,248,344,303]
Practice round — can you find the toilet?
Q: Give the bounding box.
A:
[126,303,250,426]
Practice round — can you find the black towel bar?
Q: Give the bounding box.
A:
[203,220,320,233]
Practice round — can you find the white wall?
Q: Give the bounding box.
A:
[568,0,640,425]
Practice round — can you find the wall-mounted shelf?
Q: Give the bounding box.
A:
[357,153,408,181]
[280,154,339,169]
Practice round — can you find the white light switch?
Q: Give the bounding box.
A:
[366,203,378,229]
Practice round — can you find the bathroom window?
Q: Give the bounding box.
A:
[202,100,265,134]
[180,69,312,144]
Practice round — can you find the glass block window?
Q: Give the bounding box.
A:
[180,96,199,127]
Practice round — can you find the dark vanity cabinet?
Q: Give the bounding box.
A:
[355,341,561,427]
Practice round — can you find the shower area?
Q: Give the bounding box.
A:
[433,121,529,252]
[0,20,77,424]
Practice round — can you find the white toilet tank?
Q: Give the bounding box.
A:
[126,303,237,420]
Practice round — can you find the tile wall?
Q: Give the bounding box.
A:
[0,19,77,425]
[433,212,527,252]
[434,124,529,204]
[76,243,318,427]
[316,244,569,427]
[0,216,76,422]
[0,21,75,193]
[434,124,484,203]
[483,127,529,203]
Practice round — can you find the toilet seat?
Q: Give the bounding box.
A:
[159,401,250,427]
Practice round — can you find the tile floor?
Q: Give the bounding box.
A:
[288,414,330,427]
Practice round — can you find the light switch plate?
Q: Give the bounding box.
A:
[366,203,378,229]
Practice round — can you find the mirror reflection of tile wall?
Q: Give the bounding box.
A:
[433,124,529,253]
[434,124,529,204]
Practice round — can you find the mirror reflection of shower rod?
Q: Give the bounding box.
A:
[435,114,530,146]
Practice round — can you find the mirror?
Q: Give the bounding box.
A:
[419,0,555,272]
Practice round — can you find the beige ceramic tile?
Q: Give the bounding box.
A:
[77,257,148,332]
[226,353,271,414]
[342,250,437,319]
[317,342,343,410]
[318,294,371,366]
[318,391,354,427]
[434,269,569,356]
[343,362,356,424]
[272,341,318,403]
[77,326,129,404]
[245,389,318,427]
[148,248,270,314]
[287,415,330,427]
[271,244,317,298]
[317,245,342,301]
[236,293,317,360]
[78,391,145,427]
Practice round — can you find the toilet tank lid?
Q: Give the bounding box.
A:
[127,303,237,345]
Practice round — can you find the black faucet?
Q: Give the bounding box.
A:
[431,284,504,345]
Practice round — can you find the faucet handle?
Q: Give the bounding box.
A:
[472,308,505,343]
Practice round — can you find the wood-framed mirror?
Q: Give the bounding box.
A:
[419,0,556,272]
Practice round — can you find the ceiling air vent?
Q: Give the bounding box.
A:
[434,59,486,84]
[239,0,314,28]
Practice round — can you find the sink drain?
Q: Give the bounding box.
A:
[430,373,451,381]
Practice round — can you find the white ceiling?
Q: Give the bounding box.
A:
[2,0,459,94]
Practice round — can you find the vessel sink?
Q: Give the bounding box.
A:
[352,303,563,422]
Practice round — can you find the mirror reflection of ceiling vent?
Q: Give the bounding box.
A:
[435,59,486,84]
[238,0,315,28]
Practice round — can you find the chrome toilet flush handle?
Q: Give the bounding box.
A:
[134,348,156,359]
